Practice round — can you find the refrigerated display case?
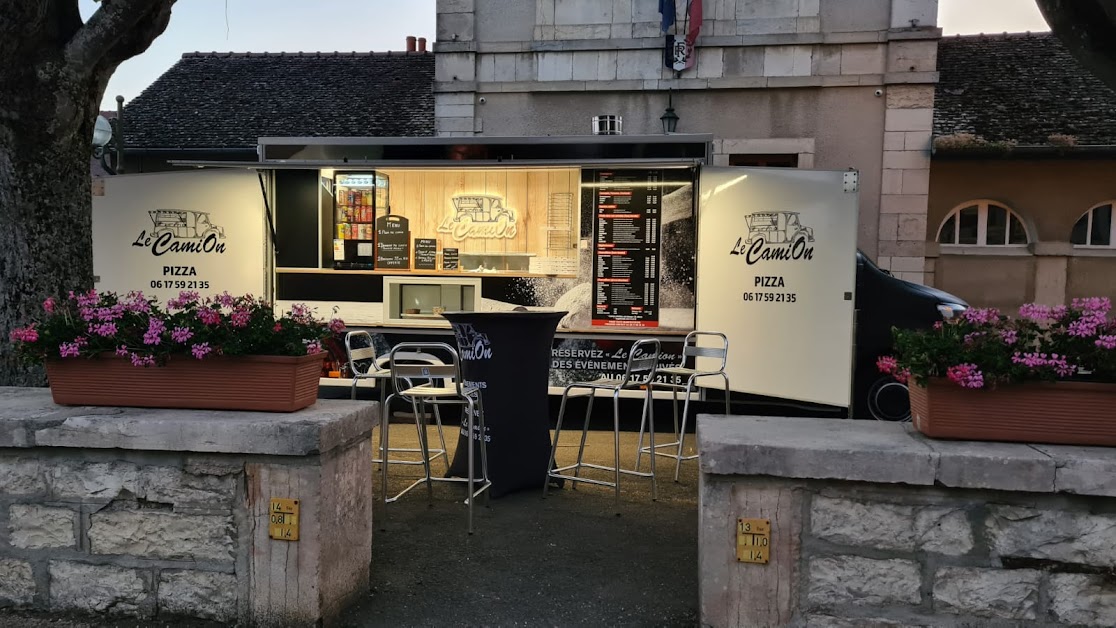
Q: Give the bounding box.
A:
[333,172,389,269]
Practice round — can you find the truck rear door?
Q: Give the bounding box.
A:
[696,167,859,408]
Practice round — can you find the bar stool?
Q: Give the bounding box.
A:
[636,331,730,482]
[544,338,661,512]
[380,342,491,534]
[344,331,449,472]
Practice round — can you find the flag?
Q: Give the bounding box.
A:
[659,0,676,32]
[686,0,703,47]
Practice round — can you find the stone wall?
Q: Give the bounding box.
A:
[0,389,376,627]
[0,452,240,620]
[698,415,1116,627]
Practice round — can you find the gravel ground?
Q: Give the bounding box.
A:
[0,429,699,628]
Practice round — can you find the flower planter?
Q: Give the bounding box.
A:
[45,352,326,412]
[909,378,1116,447]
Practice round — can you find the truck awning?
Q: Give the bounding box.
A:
[168,158,704,170]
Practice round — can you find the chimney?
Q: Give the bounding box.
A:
[406,36,417,52]
[418,37,427,53]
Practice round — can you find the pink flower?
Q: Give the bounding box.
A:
[167,291,200,310]
[1072,297,1112,315]
[198,308,222,326]
[961,307,1000,326]
[329,318,346,334]
[1018,303,1053,323]
[893,368,910,384]
[58,342,81,358]
[122,292,152,313]
[171,327,193,343]
[9,325,39,343]
[216,292,236,308]
[1097,336,1116,350]
[1012,352,1077,377]
[999,329,1018,346]
[43,297,55,314]
[963,331,986,345]
[1068,314,1105,338]
[230,308,251,328]
[876,356,899,375]
[273,322,283,332]
[946,363,984,389]
[89,322,118,337]
[130,353,155,367]
[290,303,313,323]
[933,321,943,331]
[304,340,323,355]
[69,289,99,308]
[190,343,212,360]
[115,345,130,357]
[143,317,166,345]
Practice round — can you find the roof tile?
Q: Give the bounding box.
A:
[934,33,1116,146]
[122,51,434,149]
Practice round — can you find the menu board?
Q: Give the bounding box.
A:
[375,215,410,269]
[442,247,459,271]
[590,169,662,328]
[414,238,438,270]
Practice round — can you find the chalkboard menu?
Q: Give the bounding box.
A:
[375,215,410,269]
[414,238,438,270]
[590,169,662,328]
[442,247,459,271]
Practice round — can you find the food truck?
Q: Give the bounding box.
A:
[92,134,965,420]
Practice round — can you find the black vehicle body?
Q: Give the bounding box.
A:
[851,250,968,420]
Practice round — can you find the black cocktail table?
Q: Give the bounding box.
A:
[441,310,567,498]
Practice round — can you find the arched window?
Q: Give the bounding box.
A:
[937,201,1029,246]
[1071,202,1115,247]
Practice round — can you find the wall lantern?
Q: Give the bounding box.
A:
[660,91,679,134]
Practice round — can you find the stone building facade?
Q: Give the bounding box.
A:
[434,0,942,283]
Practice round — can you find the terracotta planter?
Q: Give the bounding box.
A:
[45,353,326,412]
[909,378,1116,447]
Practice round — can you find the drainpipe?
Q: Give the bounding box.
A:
[115,95,125,174]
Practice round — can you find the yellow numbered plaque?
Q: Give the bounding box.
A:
[736,518,770,564]
[269,498,300,541]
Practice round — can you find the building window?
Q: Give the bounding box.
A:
[1071,202,1115,247]
[728,154,799,168]
[937,201,1029,246]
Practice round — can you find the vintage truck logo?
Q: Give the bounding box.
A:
[730,211,815,265]
[453,323,493,360]
[437,194,518,241]
[132,210,227,257]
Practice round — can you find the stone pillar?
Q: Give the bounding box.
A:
[0,389,376,627]
[880,83,935,285]
[1031,242,1072,305]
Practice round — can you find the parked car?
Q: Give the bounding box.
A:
[852,250,968,421]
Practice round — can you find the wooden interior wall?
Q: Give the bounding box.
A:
[380,168,579,257]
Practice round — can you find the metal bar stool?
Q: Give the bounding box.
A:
[380,342,491,534]
[544,338,661,512]
[636,331,730,482]
[345,331,449,472]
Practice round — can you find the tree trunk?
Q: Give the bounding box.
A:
[0,57,102,387]
[1037,0,1116,91]
[0,0,175,386]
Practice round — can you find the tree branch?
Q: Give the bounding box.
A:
[64,0,174,73]
[1036,0,1116,91]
